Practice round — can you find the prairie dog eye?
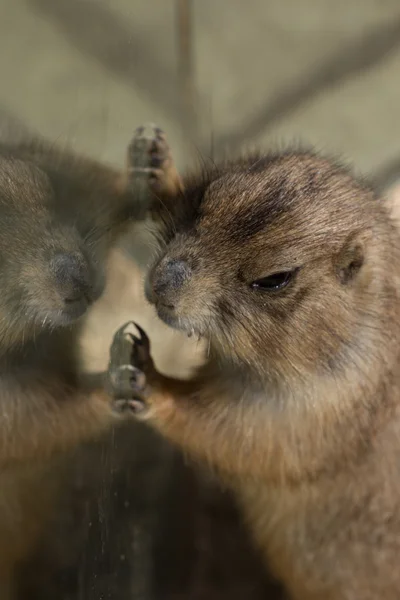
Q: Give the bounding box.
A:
[250,270,296,292]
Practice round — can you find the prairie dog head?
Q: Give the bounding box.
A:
[146,152,398,380]
[0,141,140,350]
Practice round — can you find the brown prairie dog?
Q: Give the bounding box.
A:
[109,151,400,599]
[0,124,182,596]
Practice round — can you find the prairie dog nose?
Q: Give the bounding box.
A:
[50,253,92,305]
[152,259,192,304]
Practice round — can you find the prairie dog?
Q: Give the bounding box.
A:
[0,124,181,597]
[109,151,400,599]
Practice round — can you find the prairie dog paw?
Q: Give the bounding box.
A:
[127,123,175,195]
[107,321,154,415]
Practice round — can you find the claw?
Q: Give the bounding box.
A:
[133,322,149,343]
[111,321,149,348]
[113,320,136,340]
[108,320,154,413]
[109,321,137,371]
[110,321,152,375]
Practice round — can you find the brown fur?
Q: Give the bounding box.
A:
[32,244,279,599]
[119,150,400,599]
[0,127,181,597]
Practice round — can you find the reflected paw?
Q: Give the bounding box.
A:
[107,321,154,415]
[127,123,173,193]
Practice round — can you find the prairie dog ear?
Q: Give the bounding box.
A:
[335,230,372,284]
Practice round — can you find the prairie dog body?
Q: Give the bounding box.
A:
[109,151,400,599]
[0,125,180,596]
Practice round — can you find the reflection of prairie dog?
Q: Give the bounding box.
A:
[111,151,400,599]
[0,125,180,597]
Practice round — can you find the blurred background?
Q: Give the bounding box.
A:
[2,0,400,183]
[2,1,400,599]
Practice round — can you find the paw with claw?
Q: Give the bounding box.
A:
[107,321,155,416]
[127,123,180,202]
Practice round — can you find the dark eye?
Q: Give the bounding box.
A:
[250,270,295,291]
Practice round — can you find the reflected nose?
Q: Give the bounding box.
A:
[152,259,192,307]
[50,253,93,306]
